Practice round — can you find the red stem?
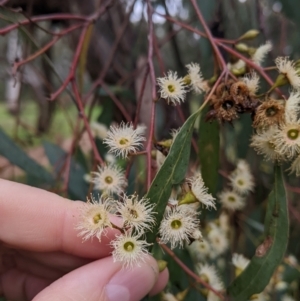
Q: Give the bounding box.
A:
[0,13,87,36]
[161,243,226,300]
[71,80,104,165]
[97,80,131,122]
[146,0,157,190]
[190,0,226,69]
[12,24,82,73]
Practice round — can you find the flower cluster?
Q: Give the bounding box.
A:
[76,194,155,268]
[232,253,298,301]
[187,212,230,261]
[251,90,300,176]
[218,160,254,211]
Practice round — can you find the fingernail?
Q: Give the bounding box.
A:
[105,257,158,301]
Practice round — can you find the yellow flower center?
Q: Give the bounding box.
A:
[119,138,129,145]
[287,129,299,140]
[130,209,138,219]
[171,219,182,229]
[124,241,135,252]
[167,84,175,93]
[267,141,276,150]
[93,213,102,224]
[228,196,236,202]
[237,179,244,186]
[104,176,113,184]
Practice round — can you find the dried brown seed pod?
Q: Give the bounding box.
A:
[252,99,285,129]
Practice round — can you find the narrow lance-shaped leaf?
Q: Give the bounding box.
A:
[145,110,200,245]
[198,105,220,195]
[0,128,54,184]
[227,165,288,300]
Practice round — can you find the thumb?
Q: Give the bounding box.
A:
[33,255,159,301]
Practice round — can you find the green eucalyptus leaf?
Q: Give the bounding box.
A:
[0,128,54,184]
[198,106,220,195]
[43,141,88,200]
[145,111,200,245]
[227,165,288,300]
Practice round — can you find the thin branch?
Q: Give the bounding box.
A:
[72,80,104,165]
[12,24,82,74]
[146,0,157,190]
[161,243,226,300]
[0,13,87,36]
[190,0,226,69]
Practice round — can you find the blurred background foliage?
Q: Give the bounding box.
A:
[0,0,300,300]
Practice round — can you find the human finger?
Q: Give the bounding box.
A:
[16,250,91,273]
[0,179,118,259]
[1,255,163,301]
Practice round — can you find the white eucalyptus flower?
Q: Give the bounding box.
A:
[196,263,224,292]
[242,72,260,95]
[250,127,283,162]
[187,173,216,210]
[288,154,300,176]
[159,206,200,249]
[116,194,155,234]
[275,57,300,89]
[90,164,127,195]
[111,232,150,269]
[157,71,187,105]
[207,227,229,256]
[273,122,300,158]
[218,190,246,211]
[252,41,272,66]
[232,253,250,276]
[285,91,300,123]
[76,195,112,241]
[185,62,208,94]
[104,122,146,158]
[229,167,254,196]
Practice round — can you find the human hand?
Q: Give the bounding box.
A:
[0,179,169,301]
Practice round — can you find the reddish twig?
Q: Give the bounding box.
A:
[146,0,157,190]
[49,2,112,101]
[49,25,90,101]
[82,0,136,104]
[12,24,82,74]
[0,13,87,36]
[72,80,104,165]
[96,80,131,122]
[161,243,226,300]
[217,43,284,98]
[190,0,226,69]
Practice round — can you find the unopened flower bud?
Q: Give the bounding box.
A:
[238,29,259,41]
[231,66,247,76]
[208,74,217,85]
[235,43,249,53]
[156,139,173,148]
[157,260,168,272]
[273,73,289,88]
[178,191,197,205]
[176,289,189,301]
